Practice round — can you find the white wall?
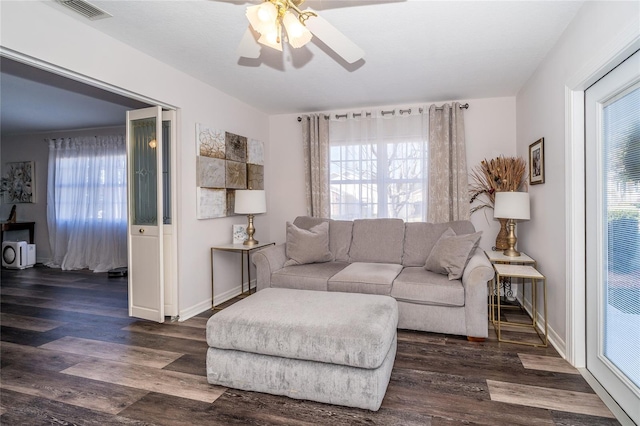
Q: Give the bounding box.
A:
[267,97,517,249]
[1,126,124,263]
[516,1,640,355]
[1,1,270,318]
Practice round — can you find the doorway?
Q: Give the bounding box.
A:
[1,55,179,321]
[585,49,640,424]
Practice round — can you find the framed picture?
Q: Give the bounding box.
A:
[529,138,545,185]
[1,161,35,203]
[233,224,248,244]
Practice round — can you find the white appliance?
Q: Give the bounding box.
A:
[2,241,36,269]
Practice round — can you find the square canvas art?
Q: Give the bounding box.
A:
[197,188,226,219]
[196,124,225,159]
[196,124,265,219]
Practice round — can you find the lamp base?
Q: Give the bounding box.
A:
[243,214,259,246]
[503,247,521,257]
[502,219,521,257]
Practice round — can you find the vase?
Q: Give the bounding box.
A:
[495,218,509,250]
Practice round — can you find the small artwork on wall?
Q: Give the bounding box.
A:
[529,138,545,185]
[1,161,35,203]
[195,123,264,219]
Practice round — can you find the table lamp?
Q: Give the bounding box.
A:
[235,189,266,246]
[493,191,530,257]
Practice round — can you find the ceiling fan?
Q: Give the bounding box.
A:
[236,0,365,64]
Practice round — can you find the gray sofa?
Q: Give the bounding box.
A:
[253,216,495,340]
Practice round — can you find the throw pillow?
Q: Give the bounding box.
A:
[424,228,482,280]
[284,221,333,266]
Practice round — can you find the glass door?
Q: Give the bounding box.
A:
[585,50,640,424]
[126,106,165,322]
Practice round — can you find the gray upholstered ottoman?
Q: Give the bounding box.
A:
[206,288,398,411]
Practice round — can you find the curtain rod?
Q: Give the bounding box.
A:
[297,103,469,122]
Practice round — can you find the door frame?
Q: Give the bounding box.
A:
[564,25,639,424]
[1,48,182,316]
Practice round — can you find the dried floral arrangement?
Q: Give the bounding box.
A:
[469,156,527,214]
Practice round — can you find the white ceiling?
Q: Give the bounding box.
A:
[1,0,584,136]
[0,58,150,136]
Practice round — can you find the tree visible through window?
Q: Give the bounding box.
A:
[329,113,428,221]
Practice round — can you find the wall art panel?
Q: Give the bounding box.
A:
[195,123,264,219]
[247,164,264,190]
[247,139,264,165]
[197,156,225,188]
[196,124,225,159]
[197,187,226,219]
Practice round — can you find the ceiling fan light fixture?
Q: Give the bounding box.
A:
[258,29,283,51]
[283,11,312,48]
[246,2,278,34]
[257,2,277,22]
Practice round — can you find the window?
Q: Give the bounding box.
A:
[47,135,128,272]
[54,153,127,224]
[329,113,428,221]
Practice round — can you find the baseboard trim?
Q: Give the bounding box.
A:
[178,298,211,322]
[521,296,566,358]
[179,280,256,322]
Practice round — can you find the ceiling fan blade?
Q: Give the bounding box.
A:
[304,10,364,64]
[237,27,261,59]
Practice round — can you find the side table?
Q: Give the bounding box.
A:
[485,250,536,266]
[485,250,535,301]
[1,221,35,244]
[492,263,548,347]
[210,242,275,310]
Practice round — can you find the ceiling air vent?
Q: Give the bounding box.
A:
[55,0,112,21]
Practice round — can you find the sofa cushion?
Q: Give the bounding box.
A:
[402,220,476,266]
[206,288,398,369]
[329,220,353,262]
[292,216,353,263]
[284,221,333,266]
[391,267,465,307]
[328,262,403,295]
[424,229,482,280]
[293,216,327,230]
[272,261,350,291]
[349,219,405,264]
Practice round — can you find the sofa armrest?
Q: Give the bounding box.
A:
[461,248,494,338]
[252,244,287,292]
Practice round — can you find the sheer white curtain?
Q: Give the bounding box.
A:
[46,135,128,272]
[329,110,428,221]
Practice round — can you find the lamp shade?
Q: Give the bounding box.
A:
[494,191,530,220]
[235,190,266,214]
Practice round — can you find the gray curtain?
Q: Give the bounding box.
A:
[427,103,470,222]
[301,114,330,218]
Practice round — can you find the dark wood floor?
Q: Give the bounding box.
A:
[1,265,621,425]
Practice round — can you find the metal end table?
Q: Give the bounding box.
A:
[491,263,548,347]
[210,242,275,310]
